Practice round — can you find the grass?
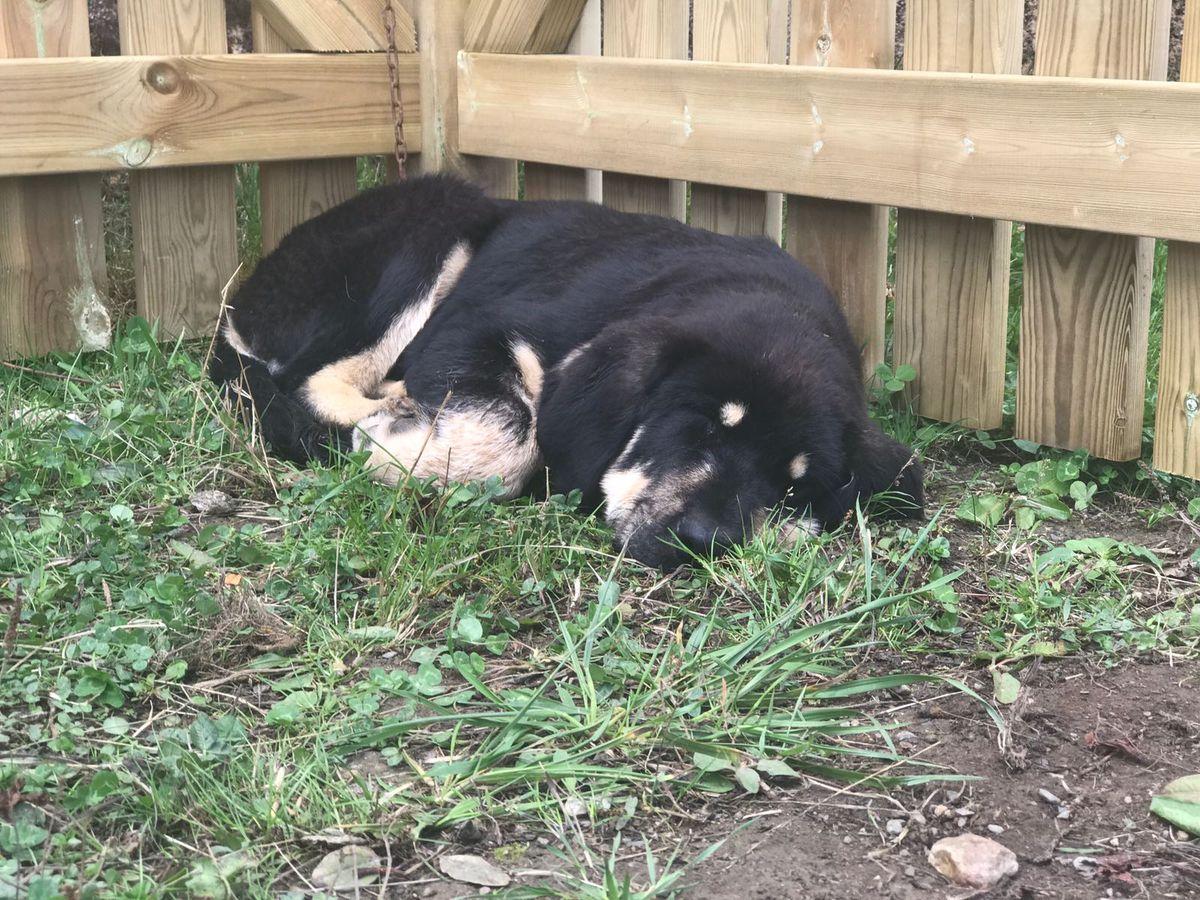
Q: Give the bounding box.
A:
[3,168,1199,897]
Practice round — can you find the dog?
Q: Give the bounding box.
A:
[209,175,923,568]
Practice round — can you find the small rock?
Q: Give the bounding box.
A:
[190,489,237,516]
[928,834,1019,890]
[933,804,952,819]
[987,824,1005,835]
[536,837,550,847]
[904,865,916,878]
[844,836,853,845]
[909,811,927,826]
[955,807,976,818]
[1056,805,1071,820]
[887,818,906,836]
[1124,796,1133,805]
[896,730,919,743]
[563,797,587,818]
[439,854,510,888]
[1037,788,1061,805]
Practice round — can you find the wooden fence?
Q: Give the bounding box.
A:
[1,0,1199,482]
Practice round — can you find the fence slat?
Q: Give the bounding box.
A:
[601,0,689,219]
[786,0,895,377]
[690,0,784,239]
[524,0,601,202]
[118,0,239,339]
[466,0,588,52]
[1153,2,1200,479]
[1016,0,1171,459]
[251,0,413,52]
[894,0,1022,429]
[0,0,106,359]
[251,13,358,256]
[410,0,519,197]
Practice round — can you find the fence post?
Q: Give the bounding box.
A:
[786,0,896,378]
[601,0,689,220]
[251,13,361,256]
[893,0,1023,429]
[118,0,239,339]
[690,0,786,240]
[1016,0,1172,459]
[1153,2,1200,479]
[0,0,107,359]
[524,0,602,202]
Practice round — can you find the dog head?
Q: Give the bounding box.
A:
[537,314,923,568]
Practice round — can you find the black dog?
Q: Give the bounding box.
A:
[210,175,923,567]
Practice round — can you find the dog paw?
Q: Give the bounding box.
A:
[351,396,420,452]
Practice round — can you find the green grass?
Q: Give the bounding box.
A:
[4,169,1199,897]
[2,320,1197,897]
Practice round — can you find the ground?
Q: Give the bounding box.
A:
[2,322,1199,898]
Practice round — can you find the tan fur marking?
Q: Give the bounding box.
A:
[789,453,810,480]
[511,341,544,404]
[556,340,592,372]
[302,242,472,426]
[601,465,650,521]
[720,402,746,427]
[776,517,821,549]
[604,460,717,543]
[352,402,541,500]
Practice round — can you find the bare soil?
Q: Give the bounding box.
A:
[687,662,1200,899]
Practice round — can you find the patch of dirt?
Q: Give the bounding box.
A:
[686,662,1200,899]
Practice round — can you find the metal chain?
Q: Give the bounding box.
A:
[383,1,408,179]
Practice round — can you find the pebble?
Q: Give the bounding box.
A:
[886,818,906,836]
[896,731,919,743]
[933,804,952,819]
[1037,788,1061,805]
[1057,806,1071,820]
[1124,796,1133,804]
[928,834,1019,890]
[987,824,1005,835]
[904,866,916,877]
[844,836,853,845]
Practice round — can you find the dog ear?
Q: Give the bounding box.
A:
[537,319,685,503]
[845,418,924,521]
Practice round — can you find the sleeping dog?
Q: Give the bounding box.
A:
[210,175,923,568]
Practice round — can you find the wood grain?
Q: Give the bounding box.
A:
[0,54,421,175]
[0,0,107,360]
[119,0,238,339]
[601,0,689,220]
[252,0,414,52]
[524,0,601,202]
[456,53,1200,243]
[1153,1,1200,479]
[894,0,1022,429]
[690,0,784,240]
[786,0,895,376]
[465,0,588,53]
[410,0,518,197]
[1017,0,1171,459]
[251,13,358,255]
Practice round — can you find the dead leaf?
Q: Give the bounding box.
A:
[438,853,510,887]
[223,573,243,587]
[311,846,380,891]
[1083,731,1151,764]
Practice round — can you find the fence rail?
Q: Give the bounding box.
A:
[2,0,1199,481]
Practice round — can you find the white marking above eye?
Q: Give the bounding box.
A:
[720,402,746,427]
[789,453,810,480]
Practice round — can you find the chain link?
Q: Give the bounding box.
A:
[383,1,408,179]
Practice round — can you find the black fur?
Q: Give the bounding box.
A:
[211,174,923,568]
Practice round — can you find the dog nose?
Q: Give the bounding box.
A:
[674,515,735,556]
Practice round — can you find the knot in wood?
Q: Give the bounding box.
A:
[816,32,833,57]
[146,62,181,95]
[1185,393,1200,418]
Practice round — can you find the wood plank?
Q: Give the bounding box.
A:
[251,0,414,52]
[691,0,784,240]
[119,0,237,339]
[0,0,107,359]
[1017,0,1171,459]
[601,0,689,220]
[410,0,515,197]
[894,0,1022,429]
[1153,1,1200,479]
[524,0,601,202]
[0,54,421,176]
[251,12,358,255]
[455,53,1200,244]
[466,0,588,53]
[786,0,895,376]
